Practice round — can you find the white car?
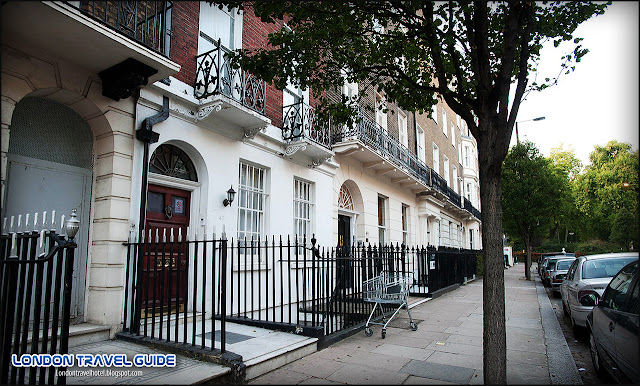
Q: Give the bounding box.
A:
[560,252,638,332]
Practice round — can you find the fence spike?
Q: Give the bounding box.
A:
[18,214,22,231]
[42,211,48,229]
[10,215,15,233]
[186,226,190,241]
[33,212,39,231]
[155,228,159,243]
[51,210,56,230]
[163,228,167,243]
[178,227,182,242]
[170,227,174,242]
[10,232,18,258]
[39,229,46,256]
[25,213,30,230]
[2,217,6,234]
[60,215,65,235]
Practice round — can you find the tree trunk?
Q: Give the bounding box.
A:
[477,135,507,385]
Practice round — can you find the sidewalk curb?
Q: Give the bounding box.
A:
[535,274,583,385]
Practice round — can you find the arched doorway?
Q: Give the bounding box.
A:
[143,144,198,315]
[4,97,93,322]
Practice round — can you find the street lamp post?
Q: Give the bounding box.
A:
[515,116,545,145]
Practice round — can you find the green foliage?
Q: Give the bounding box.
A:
[574,140,639,241]
[610,208,639,250]
[573,239,620,256]
[501,141,563,246]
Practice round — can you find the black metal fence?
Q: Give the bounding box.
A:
[194,38,266,114]
[77,1,172,55]
[0,230,77,385]
[282,97,332,149]
[122,231,479,353]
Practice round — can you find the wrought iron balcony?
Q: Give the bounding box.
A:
[194,39,266,115]
[282,98,332,149]
[77,1,172,56]
[332,107,481,219]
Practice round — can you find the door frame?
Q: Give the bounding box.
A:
[147,173,201,309]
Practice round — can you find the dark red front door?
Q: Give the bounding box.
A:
[142,184,190,313]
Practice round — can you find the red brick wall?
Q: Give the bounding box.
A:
[171,1,199,86]
[242,2,284,127]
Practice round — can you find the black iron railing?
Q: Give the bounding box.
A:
[194,39,266,115]
[122,230,479,349]
[1,230,77,385]
[332,108,481,219]
[76,1,172,56]
[121,229,229,353]
[282,97,332,149]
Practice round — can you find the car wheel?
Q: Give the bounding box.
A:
[589,329,607,378]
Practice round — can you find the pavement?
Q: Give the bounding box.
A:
[248,261,582,385]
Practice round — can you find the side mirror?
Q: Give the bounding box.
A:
[579,293,598,307]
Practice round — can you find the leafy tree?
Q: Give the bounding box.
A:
[213,1,609,382]
[610,208,639,250]
[502,141,562,280]
[575,140,639,241]
[548,145,583,244]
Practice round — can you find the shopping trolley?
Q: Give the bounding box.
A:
[362,271,418,338]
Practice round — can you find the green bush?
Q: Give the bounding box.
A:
[476,253,484,277]
[573,239,620,256]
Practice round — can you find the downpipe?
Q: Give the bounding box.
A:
[132,95,169,332]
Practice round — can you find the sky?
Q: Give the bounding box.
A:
[508,1,639,167]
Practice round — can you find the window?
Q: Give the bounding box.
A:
[402,204,409,245]
[451,122,456,147]
[198,2,236,53]
[376,93,387,132]
[378,195,387,245]
[600,261,637,311]
[443,156,450,186]
[293,178,313,240]
[237,162,268,241]
[431,104,438,124]
[416,124,425,162]
[469,229,473,249]
[452,166,458,193]
[432,143,439,174]
[464,146,470,167]
[338,184,354,210]
[441,107,447,136]
[466,183,472,200]
[398,111,408,148]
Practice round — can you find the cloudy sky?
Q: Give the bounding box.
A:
[509,1,639,166]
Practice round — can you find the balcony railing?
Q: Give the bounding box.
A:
[194,39,266,115]
[282,97,332,149]
[332,108,481,219]
[77,1,172,56]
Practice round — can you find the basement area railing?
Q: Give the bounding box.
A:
[122,230,480,353]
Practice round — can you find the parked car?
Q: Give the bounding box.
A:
[560,252,638,332]
[542,255,575,286]
[549,257,577,296]
[586,259,638,384]
[539,252,574,284]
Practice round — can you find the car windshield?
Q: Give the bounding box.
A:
[582,257,639,279]
[556,260,574,270]
[547,261,557,270]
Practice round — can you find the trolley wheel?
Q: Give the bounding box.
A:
[410,322,418,331]
[381,328,386,339]
[364,327,373,337]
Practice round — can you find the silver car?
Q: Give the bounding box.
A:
[549,257,577,296]
[560,252,638,332]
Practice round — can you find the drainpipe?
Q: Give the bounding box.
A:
[135,95,169,242]
[413,112,418,155]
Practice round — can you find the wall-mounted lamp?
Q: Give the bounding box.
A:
[223,186,236,207]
